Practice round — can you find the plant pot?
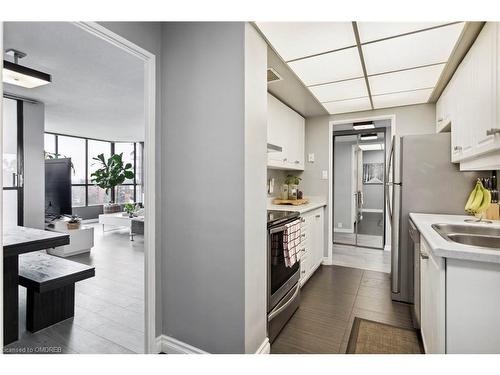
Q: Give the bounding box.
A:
[67,222,80,230]
[103,203,121,214]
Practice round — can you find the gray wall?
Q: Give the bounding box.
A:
[97,21,163,337]
[161,22,267,353]
[302,103,436,256]
[23,102,45,229]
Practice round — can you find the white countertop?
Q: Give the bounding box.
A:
[409,213,500,264]
[267,196,327,214]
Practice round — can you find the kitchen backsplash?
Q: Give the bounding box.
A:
[267,169,304,198]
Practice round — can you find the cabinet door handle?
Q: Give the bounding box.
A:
[453,146,462,151]
[420,251,429,260]
[301,234,306,238]
[486,128,500,136]
[283,158,288,162]
[294,160,300,164]
[437,118,443,122]
[315,214,321,218]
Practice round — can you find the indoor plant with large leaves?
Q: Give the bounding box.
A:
[90,153,135,213]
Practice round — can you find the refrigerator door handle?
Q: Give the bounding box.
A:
[385,137,395,222]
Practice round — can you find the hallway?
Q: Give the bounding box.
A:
[271,265,413,354]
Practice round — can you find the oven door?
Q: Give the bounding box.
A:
[268,224,300,311]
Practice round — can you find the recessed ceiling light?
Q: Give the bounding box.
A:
[256,22,356,61]
[362,22,465,75]
[359,143,384,151]
[360,133,378,141]
[288,47,363,86]
[353,121,375,130]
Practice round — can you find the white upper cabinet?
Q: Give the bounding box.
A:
[267,94,305,170]
[437,22,500,169]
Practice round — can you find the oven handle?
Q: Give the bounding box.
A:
[270,225,287,234]
[267,283,300,322]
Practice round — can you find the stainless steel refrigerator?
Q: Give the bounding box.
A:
[387,132,485,303]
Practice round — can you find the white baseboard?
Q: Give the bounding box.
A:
[334,228,354,233]
[322,256,333,265]
[255,337,270,354]
[156,335,208,354]
[156,335,270,354]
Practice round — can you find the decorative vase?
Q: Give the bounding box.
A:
[103,203,121,214]
[280,184,289,200]
[288,184,298,200]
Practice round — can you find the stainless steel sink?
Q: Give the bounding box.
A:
[432,223,500,250]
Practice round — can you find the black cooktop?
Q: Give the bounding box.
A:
[267,210,300,228]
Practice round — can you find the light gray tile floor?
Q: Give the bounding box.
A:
[4,224,144,354]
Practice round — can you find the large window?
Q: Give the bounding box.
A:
[44,132,143,208]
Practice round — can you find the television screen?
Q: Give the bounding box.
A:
[45,158,72,217]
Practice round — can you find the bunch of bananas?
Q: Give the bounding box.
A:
[465,180,492,215]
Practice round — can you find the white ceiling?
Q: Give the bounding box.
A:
[256,22,465,115]
[3,22,144,141]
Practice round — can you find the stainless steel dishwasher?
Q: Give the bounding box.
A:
[409,218,421,329]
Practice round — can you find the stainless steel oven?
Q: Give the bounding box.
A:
[267,210,301,343]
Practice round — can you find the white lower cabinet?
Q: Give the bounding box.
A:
[446,259,500,353]
[419,236,500,354]
[299,207,325,286]
[420,237,446,354]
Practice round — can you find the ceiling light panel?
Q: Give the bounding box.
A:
[362,22,465,75]
[359,143,384,151]
[323,96,371,115]
[369,64,445,95]
[357,22,448,43]
[372,88,433,109]
[309,78,368,102]
[256,22,356,61]
[288,47,363,86]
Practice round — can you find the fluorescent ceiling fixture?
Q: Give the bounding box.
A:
[353,121,375,130]
[256,22,356,61]
[360,133,378,141]
[372,88,433,109]
[359,143,384,151]
[309,77,367,102]
[369,64,445,95]
[362,22,465,75]
[3,60,51,88]
[357,22,448,43]
[323,96,371,115]
[289,47,363,86]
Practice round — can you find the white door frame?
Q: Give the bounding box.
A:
[74,22,157,354]
[327,115,396,263]
[0,22,157,353]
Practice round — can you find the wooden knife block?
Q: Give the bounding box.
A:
[485,203,500,221]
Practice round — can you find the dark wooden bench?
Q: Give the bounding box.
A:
[19,252,95,333]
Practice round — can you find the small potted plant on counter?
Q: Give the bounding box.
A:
[67,215,81,230]
[285,175,302,200]
[90,153,135,214]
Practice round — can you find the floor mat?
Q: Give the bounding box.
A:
[346,317,424,354]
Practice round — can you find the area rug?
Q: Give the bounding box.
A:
[346,317,424,354]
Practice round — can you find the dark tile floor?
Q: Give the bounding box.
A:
[271,265,413,354]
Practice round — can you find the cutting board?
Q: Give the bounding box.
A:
[272,198,309,206]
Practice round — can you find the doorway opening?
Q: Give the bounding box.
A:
[1,22,156,353]
[327,116,394,273]
[333,127,387,250]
